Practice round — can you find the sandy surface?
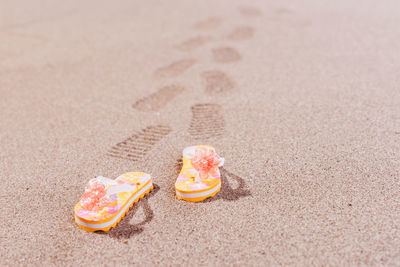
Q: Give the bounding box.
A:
[1,0,399,265]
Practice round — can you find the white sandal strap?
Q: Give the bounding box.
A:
[107,184,136,195]
[218,157,225,167]
[96,176,118,186]
[95,176,135,194]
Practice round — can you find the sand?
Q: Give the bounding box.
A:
[1,0,399,265]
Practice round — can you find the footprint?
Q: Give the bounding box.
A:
[238,6,263,17]
[101,184,160,239]
[188,103,225,139]
[204,168,251,202]
[194,17,222,30]
[201,70,235,94]
[153,59,196,78]
[176,35,214,51]
[132,85,185,111]
[211,46,242,63]
[227,26,255,41]
[108,125,172,161]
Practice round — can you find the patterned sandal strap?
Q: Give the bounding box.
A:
[107,184,136,195]
[96,176,136,194]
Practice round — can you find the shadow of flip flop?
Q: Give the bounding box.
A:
[204,167,251,202]
[97,184,160,239]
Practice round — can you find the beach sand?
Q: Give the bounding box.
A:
[1,0,399,265]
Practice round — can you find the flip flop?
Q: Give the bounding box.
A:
[175,145,224,202]
[74,172,153,232]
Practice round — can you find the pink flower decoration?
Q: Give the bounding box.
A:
[192,147,222,179]
[80,178,111,211]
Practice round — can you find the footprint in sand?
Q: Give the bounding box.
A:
[174,158,184,176]
[132,85,185,111]
[227,26,255,41]
[103,185,160,239]
[211,46,242,63]
[153,59,196,78]
[201,70,235,94]
[188,103,225,139]
[176,35,214,51]
[238,6,263,17]
[194,17,222,30]
[108,125,172,161]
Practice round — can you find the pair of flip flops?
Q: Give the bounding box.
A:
[75,145,224,232]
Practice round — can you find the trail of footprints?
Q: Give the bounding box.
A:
[133,5,257,123]
[106,6,259,237]
[109,5,260,162]
[110,5,260,159]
